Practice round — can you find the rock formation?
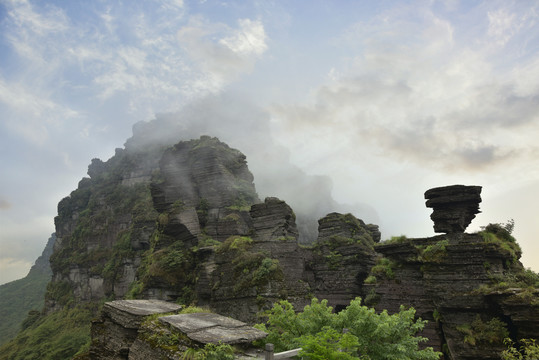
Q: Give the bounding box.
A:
[91,300,183,359]
[91,299,267,359]
[29,136,537,360]
[425,185,482,233]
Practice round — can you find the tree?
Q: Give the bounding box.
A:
[255,297,441,360]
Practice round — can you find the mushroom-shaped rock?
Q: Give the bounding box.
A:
[425,185,482,233]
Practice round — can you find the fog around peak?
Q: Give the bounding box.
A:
[124,92,380,243]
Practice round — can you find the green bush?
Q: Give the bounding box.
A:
[370,257,395,279]
[456,315,508,346]
[502,338,539,360]
[255,297,442,359]
[218,236,253,253]
[479,222,521,263]
[418,240,449,263]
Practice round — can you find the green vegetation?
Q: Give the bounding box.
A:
[218,236,253,252]
[180,343,235,360]
[0,304,94,360]
[383,235,409,244]
[416,240,449,263]
[502,338,539,360]
[478,222,521,263]
[364,275,377,284]
[102,231,135,281]
[214,235,283,294]
[363,289,381,307]
[325,251,343,270]
[456,315,508,346]
[473,267,539,305]
[139,309,235,360]
[369,257,396,280]
[255,297,442,359]
[0,270,51,346]
[472,221,538,303]
[232,253,283,293]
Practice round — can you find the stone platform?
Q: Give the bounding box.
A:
[159,312,267,344]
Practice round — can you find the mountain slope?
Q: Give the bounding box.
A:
[0,234,54,345]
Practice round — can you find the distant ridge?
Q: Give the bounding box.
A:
[0,234,54,345]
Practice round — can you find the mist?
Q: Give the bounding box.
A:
[125,92,380,243]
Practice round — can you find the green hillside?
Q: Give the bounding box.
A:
[0,235,54,346]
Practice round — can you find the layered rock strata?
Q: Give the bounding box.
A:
[425,185,482,233]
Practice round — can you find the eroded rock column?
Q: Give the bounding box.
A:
[425,185,482,233]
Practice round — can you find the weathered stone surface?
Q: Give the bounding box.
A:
[159,313,267,344]
[90,300,182,359]
[154,136,259,210]
[104,300,182,328]
[91,302,267,359]
[425,185,482,233]
[368,233,538,360]
[250,197,298,241]
[310,213,378,310]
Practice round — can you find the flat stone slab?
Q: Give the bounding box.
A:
[159,312,267,345]
[103,300,182,328]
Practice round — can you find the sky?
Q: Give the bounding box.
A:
[1,0,538,285]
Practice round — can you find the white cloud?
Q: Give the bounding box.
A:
[488,8,517,46]
[270,3,539,175]
[0,78,78,145]
[177,16,268,91]
[219,18,268,56]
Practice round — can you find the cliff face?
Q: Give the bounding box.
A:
[42,136,538,359]
[367,233,538,359]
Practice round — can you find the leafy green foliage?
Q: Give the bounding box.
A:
[255,298,442,360]
[456,315,509,346]
[325,251,343,270]
[370,257,396,279]
[180,343,235,360]
[233,252,283,292]
[502,338,539,360]
[417,240,449,263]
[299,328,360,360]
[218,236,253,253]
[478,222,521,263]
[364,275,377,284]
